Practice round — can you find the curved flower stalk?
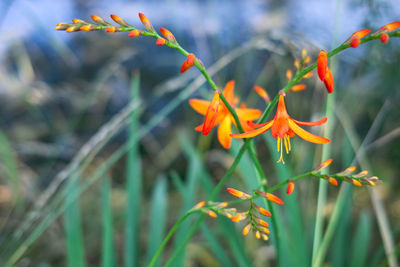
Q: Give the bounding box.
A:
[231,91,329,164]
[189,81,262,148]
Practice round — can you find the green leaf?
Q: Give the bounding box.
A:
[101,175,115,267]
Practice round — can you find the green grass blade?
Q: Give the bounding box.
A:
[146,175,168,267]
[349,210,372,267]
[64,177,86,267]
[101,174,115,267]
[124,71,142,267]
[0,131,21,204]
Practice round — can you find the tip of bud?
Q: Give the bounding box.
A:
[156,38,166,46]
[380,33,389,43]
[286,180,295,195]
[128,29,141,38]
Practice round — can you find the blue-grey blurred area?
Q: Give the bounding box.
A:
[0,0,399,266]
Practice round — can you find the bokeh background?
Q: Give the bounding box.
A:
[0,0,399,266]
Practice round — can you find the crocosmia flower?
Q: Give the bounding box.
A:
[189,81,262,149]
[231,91,329,163]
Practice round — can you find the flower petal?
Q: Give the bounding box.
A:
[288,119,330,144]
[236,108,262,121]
[247,120,272,129]
[189,99,211,115]
[222,80,235,104]
[202,93,220,135]
[231,120,274,139]
[218,116,232,149]
[292,117,327,126]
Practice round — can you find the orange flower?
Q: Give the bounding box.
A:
[346,29,371,48]
[231,91,329,164]
[317,50,334,93]
[189,81,262,149]
[374,21,400,43]
[180,53,196,73]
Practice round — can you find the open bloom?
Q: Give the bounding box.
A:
[189,81,262,149]
[231,91,330,163]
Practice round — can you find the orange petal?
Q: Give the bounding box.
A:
[292,117,327,126]
[180,53,196,73]
[236,108,262,121]
[231,120,274,139]
[288,119,330,144]
[202,93,220,135]
[351,28,371,39]
[290,84,306,92]
[222,80,235,104]
[189,99,211,115]
[323,68,334,93]
[247,120,272,129]
[317,50,328,81]
[218,117,232,149]
[382,21,400,32]
[253,85,270,102]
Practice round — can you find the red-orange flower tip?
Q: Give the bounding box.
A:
[193,201,206,209]
[202,92,220,135]
[313,158,333,172]
[138,12,154,32]
[231,213,246,222]
[328,177,338,186]
[110,14,129,27]
[380,33,389,44]
[128,29,141,38]
[323,68,334,93]
[352,179,362,187]
[208,210,217,218]
[80,25,93,31]
[242,224,251,236]
[286,180,295,195]
[180,53,196,73]
[227,187,251,199]
[348,29,371,48]
[286,69,293,81]
[317,50,328,81]
[253,85,270,102]
[156,38,166,46]
[255,190,284,205]
[254,204,272,217]
[290,84,306,92]
[105,26,117,33]
[91,15,108,25]
[256,218,269,227]
[381,21,400,32]
[160,27,177,43]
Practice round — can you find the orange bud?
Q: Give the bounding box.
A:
[381,21,400,32]
[286,180,295,195]
[286,69,293,81]
[348,29,371,48]
[80,25,93,31]
[139,12,154,32]
[301,48,307,59]
[208,210,217,218]
[66,26,80,32]
[261,227,270,234]
[351,179,362,187]
[313,158,333,172]
[231,213,247,222]
[328,177,338,186]
[262,234,269,241]
[294,59,299,69]
[350,38,361,48]
[91,15,109,25]
[256,218,269,227]
[255,231,261,239]
[105,26,118,33]
[380,33,389,43]
[72,19,87,24]
[128,29,141,38]
[55,23,71,30]
[110,14,130,27]
[253,85,270,102]
[253,204,271,217]
[193,201,206,209]
[290,84,306,92]
[180,53,196,73]
[323,67,334,93]
[156,38,166,46]
[255,190,284,205]
[303,72,313,79]
[160,27,177,43]
[218,202,229,208]
[337,166,357,176]
[202,92,220,135]
[242,224,251,236]
[317,50,328,81]
[353,170,368,178]
[226,187,251,199]
[365,180,376,186]
[304,56,311,64]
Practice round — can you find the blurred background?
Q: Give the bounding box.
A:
[0,0,399,266]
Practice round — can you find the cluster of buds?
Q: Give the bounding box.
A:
[191,201,237,219]
[311,159,381,187]
[317,50,334,93]
[56,13,199,74]
[287,49,313,92]
[226,187,284,241]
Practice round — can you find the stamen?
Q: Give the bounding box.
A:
[277,137,281,152]
[277,137,285,164]
[287,136,291,151]
[284,135,289,154]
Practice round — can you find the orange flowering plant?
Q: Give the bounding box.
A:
[50,13,399,267]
